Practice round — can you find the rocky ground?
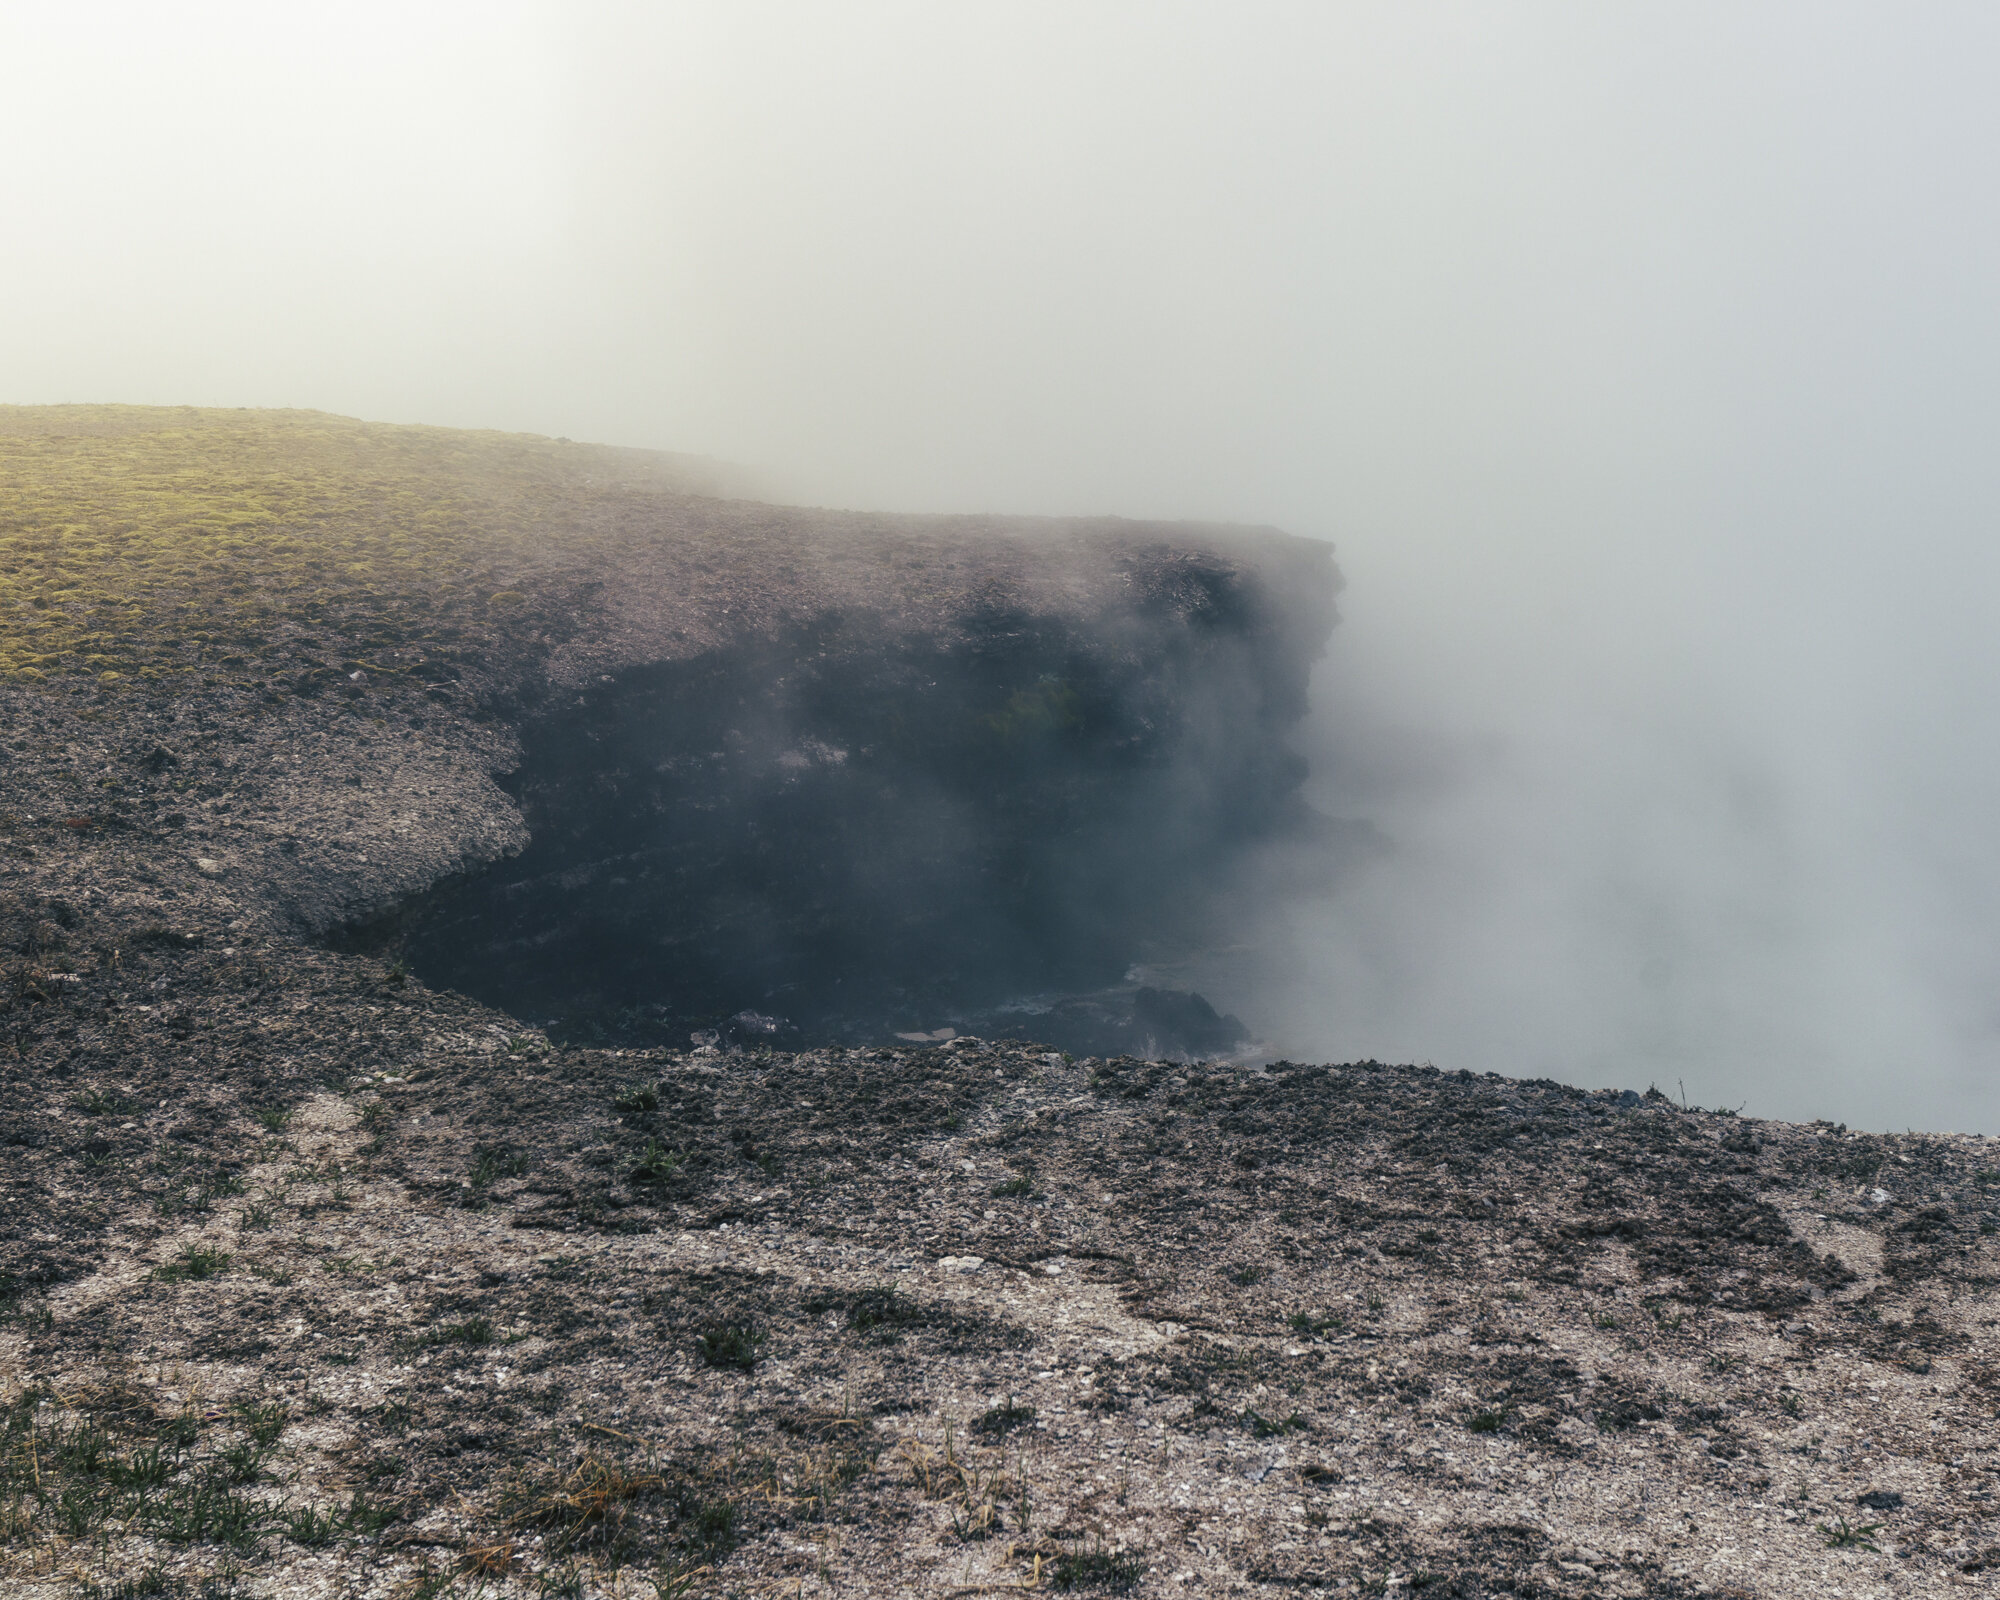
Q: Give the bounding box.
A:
[5,408,2000,1598]
[6,874,2000,1598]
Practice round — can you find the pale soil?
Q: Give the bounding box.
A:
[5,1007,1999,1598]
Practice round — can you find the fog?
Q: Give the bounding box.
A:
[6,4,2000,1130]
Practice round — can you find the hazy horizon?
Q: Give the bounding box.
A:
[7,3,2000,1131]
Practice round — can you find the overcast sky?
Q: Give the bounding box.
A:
[6,3,2000,1129]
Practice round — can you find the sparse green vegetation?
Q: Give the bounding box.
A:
[355,1099,392,1157]
[695,1321,763,1371]
[152,1245,233,1283]
[235,1399,290,1447]
[1048,1538,1146,1593]
[0,407,647,686]
[216,1441,269,1485]
[342,1487,398,1535]
[145,1479,267,1550]
[151,1165,246,1218]
[470,1144,530,1186]
[629,1138,685,1184]
[1243,1408,1308,1438]
[614,1082,660,1115]
[118,1442,175,1491]
[282,1503,342,1547]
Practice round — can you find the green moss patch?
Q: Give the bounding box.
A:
[0,405,698,690]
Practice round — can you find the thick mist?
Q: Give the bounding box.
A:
[6,5,2000,1129]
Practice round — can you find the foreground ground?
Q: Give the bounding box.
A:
[5,932,2000,1598]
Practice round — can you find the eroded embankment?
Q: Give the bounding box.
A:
[376,578,1334,1053]
[3,404,1346,1055]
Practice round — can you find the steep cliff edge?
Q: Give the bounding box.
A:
[380,534,1338,1051]
[1,405,1339,1049]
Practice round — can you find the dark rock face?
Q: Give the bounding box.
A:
[382,549,1335,1050]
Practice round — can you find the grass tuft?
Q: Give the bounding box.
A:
[629,1138,686,1185]
[1243,1408,1308,1438]
[152,1245,233,1283]
[1047,1539,1146,1593]
[614,1083,660,1115]
[144,1479,266,1550]
[695,1322,763,1372]
[470,1145,530,1186]
[1818,1517,1883,1551]
[283,1504,343,1548]
[235,1398,290,1447]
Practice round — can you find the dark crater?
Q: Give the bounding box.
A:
[364,596,1339,1056]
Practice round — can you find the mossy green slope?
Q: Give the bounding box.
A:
[0,404,726,689]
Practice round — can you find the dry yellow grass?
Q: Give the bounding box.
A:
[1,404,1326,710]
[0,404,725,687]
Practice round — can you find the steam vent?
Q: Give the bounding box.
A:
[6,405,2000,1597]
